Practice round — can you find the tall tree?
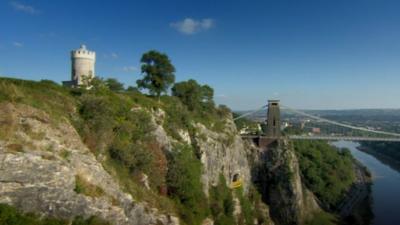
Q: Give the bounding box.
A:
[172,79,215,111]
[105,78,124,92]
[136,50,175,98]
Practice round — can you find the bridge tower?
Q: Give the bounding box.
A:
[266,100,281,137]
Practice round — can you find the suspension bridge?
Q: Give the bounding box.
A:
[236,100,400,142]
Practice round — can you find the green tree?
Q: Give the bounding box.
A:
[82,77,108,93]
[126,86,139,93]
[136,50,175,99]
[105,78,124,92]
[171,79,214,111]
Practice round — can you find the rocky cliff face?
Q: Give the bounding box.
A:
[0,100,318,225]
[193,119,251,196]
[152,110,274,224]
[0,103,179,225]
[254,139,321,225]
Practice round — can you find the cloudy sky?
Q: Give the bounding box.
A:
[1,0,400,110]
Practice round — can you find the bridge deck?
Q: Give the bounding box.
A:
[241,135,400,142]
[289,135,400,142]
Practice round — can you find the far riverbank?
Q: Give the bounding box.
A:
[333,141,400,225]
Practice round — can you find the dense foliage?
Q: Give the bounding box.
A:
[137,50,176,98]
[75,89,168,192]
[172,79,214,111]
[166,144,209,225]
[293,140,355,208]
[105,78,124,92]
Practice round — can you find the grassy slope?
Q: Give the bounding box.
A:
[0,203,109,225]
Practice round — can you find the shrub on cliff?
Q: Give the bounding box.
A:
[166,144,208,225]
[77,88,169,188]
[209,175,235,225]
[294,140,355,208]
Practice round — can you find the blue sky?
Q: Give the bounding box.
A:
[1,0,400,110]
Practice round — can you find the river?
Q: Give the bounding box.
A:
[332,141,400,225]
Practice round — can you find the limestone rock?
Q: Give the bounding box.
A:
[0,103,179,225]
[259,139,321,225]
[193,119,251,196]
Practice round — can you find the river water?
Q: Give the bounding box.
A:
[332,141,400,225]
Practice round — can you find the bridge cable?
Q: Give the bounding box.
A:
[281,105,400,137]
[233,105,268,121]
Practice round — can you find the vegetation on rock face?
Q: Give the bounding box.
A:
[166,144,209,225]
[74,175,105,198]
[0,76,276,225]
[209,175,235,225]
[0,204,109,225]
[246,186,271,225]
[305,211,338,225]
[293,140,355,208]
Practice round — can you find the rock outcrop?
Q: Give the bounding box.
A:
[256,139,321,225]
[0,103,179,225]
[193,119,252,196]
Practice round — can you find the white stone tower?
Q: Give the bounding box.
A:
[64,44,96,86]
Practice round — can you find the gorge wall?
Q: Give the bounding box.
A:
[0,78,324,225]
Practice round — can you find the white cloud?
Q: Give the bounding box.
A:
[13,42,23,47]
[102,52,118,59]
[111,53,118,59]
[216,94,228,98]
[122,66,137,72]
[170,18,215,35]
[10,1,40,14]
